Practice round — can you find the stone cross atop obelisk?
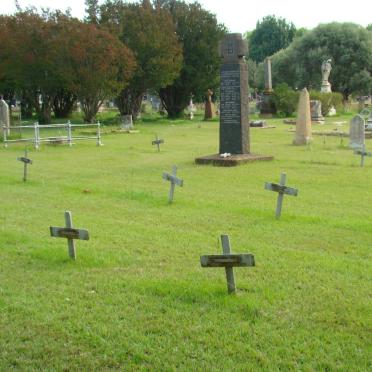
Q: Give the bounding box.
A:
[218,33,249,154]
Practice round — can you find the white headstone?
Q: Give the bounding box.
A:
[0,98,10,135]
[121,115,133,130]
[349,114,365,149]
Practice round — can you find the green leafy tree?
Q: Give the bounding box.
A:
[98,0,183,119]
[66,21,136,122]
[0,10,135,123]
[290,23,372,101]
[0,11,72,123]
[246,58,258,89]
[156,0,226,118]
[248,15,296,63]
[269,23,372,101]
[85,0,100,24]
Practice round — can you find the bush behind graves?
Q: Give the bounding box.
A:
[310,91,343,116]
[272,83,299,117]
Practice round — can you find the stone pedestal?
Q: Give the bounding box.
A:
[293,88,312,145]
[195,33,273,166]
[260,92,276,118]
[195,153,273,167]
[321,82,332,93]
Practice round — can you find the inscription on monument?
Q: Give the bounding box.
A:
[220,65,241,126]
[219,34,249,155]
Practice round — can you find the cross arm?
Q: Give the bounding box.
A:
[50,226,89,240]
[162,172,183,186]
[265,182,298,196]
[200,254,255,268]
[355,150,372,157]
[17,157,32,164]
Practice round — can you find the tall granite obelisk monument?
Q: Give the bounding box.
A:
[195,33,273,166]
[260,58,276,117]
[219,33,250,154]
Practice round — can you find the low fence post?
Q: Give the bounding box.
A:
[67,120,72,147]
[3,125,8,148]
[34,122,40,149]
[96,121,102,146]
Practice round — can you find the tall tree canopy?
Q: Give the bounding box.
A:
[0,10,135,123]
[156,0,226,118]
[98,0,183,119]
[248,15,296,63]
[67,21,136,122]
[269,22,372,100]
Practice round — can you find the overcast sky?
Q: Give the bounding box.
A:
[1,0,371,33]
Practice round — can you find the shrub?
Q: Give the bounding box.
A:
[309,91,343,116]
[273,83,299,117]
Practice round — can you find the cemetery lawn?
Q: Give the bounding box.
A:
[0,113,371,370]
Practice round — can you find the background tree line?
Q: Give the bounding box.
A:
[246,16,372,102]
[1,3,371,124]
[0,0,226,123]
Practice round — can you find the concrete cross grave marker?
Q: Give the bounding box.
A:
[265,172,298,219]
[354,145,372,167]
[200,234,255,294]
[152,135,164,152]
[162,165,183,203]
[17,148,32,182]
[50,211,89,260]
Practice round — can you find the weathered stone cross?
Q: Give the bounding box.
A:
[265,172,298,219]
[354,145,372,167]
[162,165,183,203]
[50,211,89,260]
[152,135,164,152]
[200,234,255,294]
[17,148,32,182]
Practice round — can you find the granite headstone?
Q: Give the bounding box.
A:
[349,114,365,149]
[310,100,324,123]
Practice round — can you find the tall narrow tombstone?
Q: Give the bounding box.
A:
[195,33,273,166]
[0,97,10,136]
[349,114,365,150]
[260,58,276,117]
[293,88,312,145]
[204,89,214,120]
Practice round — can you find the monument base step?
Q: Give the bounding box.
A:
[195,153,274,167]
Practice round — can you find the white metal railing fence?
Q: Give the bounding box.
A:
[2,121,102,149]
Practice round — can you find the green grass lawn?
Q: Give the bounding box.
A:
[0,112,371,370]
